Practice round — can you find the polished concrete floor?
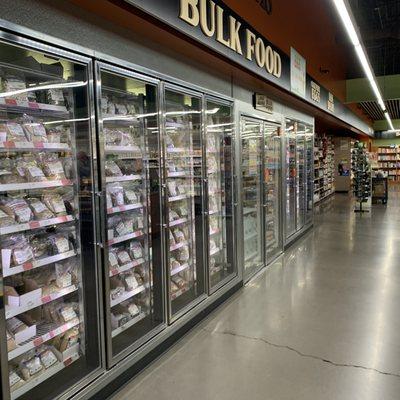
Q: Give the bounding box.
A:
[111,191,400,400]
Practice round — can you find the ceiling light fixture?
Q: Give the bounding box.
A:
[332,0,394,130]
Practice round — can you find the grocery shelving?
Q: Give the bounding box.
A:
[372,145,400,182]
[314,134,335,203]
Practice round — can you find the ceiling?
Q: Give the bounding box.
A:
[346,0,400,128]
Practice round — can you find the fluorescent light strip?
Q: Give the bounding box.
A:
[332,0,394,129]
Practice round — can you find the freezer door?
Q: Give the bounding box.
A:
[285,119,297,239]
[296,123,306,231]
[263,123,283,261]
[241,118,264,281]
[96,65,164,363]
[205,100,235,292]
[305,125,314,224]
[163,87,206,320]
[0,40,101,400]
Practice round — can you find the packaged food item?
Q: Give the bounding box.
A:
[170,281,179,294]
[29,234,49,259]
[169,210,180,222]
[167,181,178,197]
[48,233,71,254]
[0,198,33,223]
[129,241,143,260]
[177,246,190,262]
[133,271,144,286]
[5,122,28,142]
[6,317,29,336]
[46,126,62,143]
[117,159,142,175]
[170,257,181,271]
[105,160,122,177]
[109,216,130,237]
[2,234,34,266]
[115,101,128,115]
[124,188,138,204]
[107,183,125,207]
[122,272,139,291]
[38,346,58,369]
[0,158,25,184]
[0,207,16,227]
[20,353,43,380]
[106,191,112,209]
[7,329,17,351]
[121,215,137,233]
[22,119,47,143]
[58,327,80,352]
[177,182,187,195]
[46,87,65,105]
[27,197,54,220]
[116,249,131,265]
[172,275,187,289]
[42,192,67,216]
[55,260,76,288]
[101,95,109,114]
[39,154,66,180]
[119,300,140,318]
[58,304,78,323]
[173,229,185,243]
[177,205,188,218]
[3,75,28,102]
[169,231,176,246]
[110,276,125,300]
[17,158,47,182]
[9,368,25,390]
[108,248,119,268]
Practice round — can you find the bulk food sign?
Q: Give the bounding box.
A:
[124,0,372,135]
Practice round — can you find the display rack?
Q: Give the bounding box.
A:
[314,134,335,203]
[372,145,400,182]
[351,141,371,212]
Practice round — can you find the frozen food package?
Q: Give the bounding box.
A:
[0,207,16,227]
[27,197,54,220]
[2,234,34,266]
[121,214,136,233]
[108,248,119,268]
[55,260,76,288]
[177,182,187,195]
[47,86,65,105]
[129,241,143,259]
[6,317,29,336]
[106,191,112,209]
[0,198,33,223]
[63,157,74,180]
[9,368,25,390]
[170,281,179,294]
[169,230,176,246]
[117,158,142,176]
[58,303,78,323]
[58,327,80,352]
[109,216,129,237]
[22,118,48,143]
[105,160,122,177]
[48,233,71,254]
[3,75,28,102]
[7,329,17,351]
[110,312,126,329]
[124,188,138,204]
[46,126,62,143]
[18,159,47,182]
[115,101,128,115]
[177,205,188,218]
[101,95,109,114]
[116,249,131,265]
[38,153,66,180]
[170,257,180,270]
[5,121,28,142]
[20,353,43,380]
[42,192,67,216]
[172,228,185,243]
[30,234,49,258]
[110,276,125,300]
[39,346,59,369]
[167,181,178,197]
[169,210,180,222]
[122,272,138,291]
[177,246,190,262]
[107,183,125,207]
[172,275,187,289]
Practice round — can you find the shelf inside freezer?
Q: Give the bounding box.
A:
[170,262,189,276]
[107,203,143,215]
[3,250,77,277]
[110,284,148,308]
[105,145,142,155]
[170,241,188,251]
[107,230,144,246]
[169,217,189,227]
[106,175,142,183]
[10,353,80,400]
[168,194,191,202]
[0,98,69,116]
[111,312,147,338]
[8,318,80,361]
[209,228,220,236]
[0,142,71,152]
[109,258,146,277]
[0,215,74,235]
[5,285,78,319]
[0,179,73,192]
[210,247,222,256]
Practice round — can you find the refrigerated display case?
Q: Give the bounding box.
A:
[205,99,235,293]
[263,123,282,261]
[284,119,314,244]
[0,38,101,400]
[162,86,206,321]
[95,64,164,364]
[285,120,297,238]
[241,118,264,279]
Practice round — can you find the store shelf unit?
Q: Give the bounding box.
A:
[0,37,101,400]
[314,134,335,203]
[372,145,400,182]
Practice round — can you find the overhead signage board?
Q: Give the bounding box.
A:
[123,0,373,135]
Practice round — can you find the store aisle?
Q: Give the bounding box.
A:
[111,192,400,400]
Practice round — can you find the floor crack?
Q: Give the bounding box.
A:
[207,329,400,379]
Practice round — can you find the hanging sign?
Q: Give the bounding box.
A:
[253,93,273,114]
[290,47,306,98]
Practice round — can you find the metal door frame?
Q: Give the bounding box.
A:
[94,61,167,367]
[0,31,105,400]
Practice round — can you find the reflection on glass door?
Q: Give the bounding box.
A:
[285,120,297,238]
[163,88,205,320]
[241,119,263,279]
[0,40,100,400]
[305,125,314,224]
[96,67,164,362]
[263,123,282,261]
[296,124,306,230]
[205,100,235,292]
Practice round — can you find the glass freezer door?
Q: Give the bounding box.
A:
[305,125,314,225]
[285,119,297,239]
[296,124,306,231]
[241,118,264,280]
[0,40,101,400]
[263,123,282,261]
[96,67,164,362]
[205,100,235,292]
[163,88,205,320]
